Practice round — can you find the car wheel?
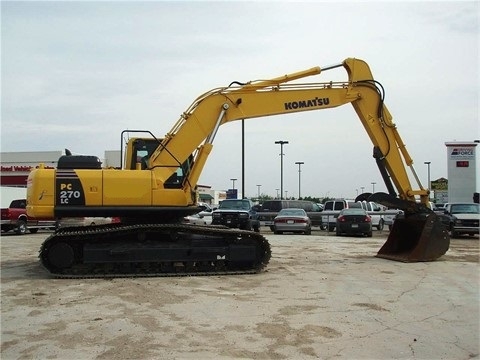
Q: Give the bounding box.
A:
[304,227,311,235]
[29,228,39,234]
[15,220,27,235]
[377,219,384,231]
[320,224,327,230]
[328,225,335,232]
[274,230,283,235]
[253,224,260,233]
[269,226,275,232]
[451,230,459,238]
[335,230,341,236]
[367,231,373,237]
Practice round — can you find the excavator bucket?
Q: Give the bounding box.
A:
[377,213,450,262]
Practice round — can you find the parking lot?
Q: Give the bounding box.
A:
[1,229,479,359]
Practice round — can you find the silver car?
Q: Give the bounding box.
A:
[273,208,312,235]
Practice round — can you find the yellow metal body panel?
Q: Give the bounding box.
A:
[102,170,152,206]
[68,169,104,206]
[27,168,56,218]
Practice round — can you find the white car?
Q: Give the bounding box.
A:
[57,217,119,228]
[183,212,212,225]
[183,203,214,225]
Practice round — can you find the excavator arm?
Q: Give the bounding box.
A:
[148,58,425,207]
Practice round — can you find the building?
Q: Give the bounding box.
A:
[0,151,62,187]
[445,141,478,203]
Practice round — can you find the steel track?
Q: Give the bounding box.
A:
[39,223,271,278]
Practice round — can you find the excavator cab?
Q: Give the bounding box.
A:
[369,193,450,262]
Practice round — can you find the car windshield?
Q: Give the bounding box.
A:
[450,204,479,214]
[278,209,305,217]
[219,200,250,210]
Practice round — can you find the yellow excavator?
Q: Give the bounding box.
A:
[27,58,449,277]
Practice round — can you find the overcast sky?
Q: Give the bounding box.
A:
[2,1,478,199]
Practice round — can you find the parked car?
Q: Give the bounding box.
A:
[336,208,372,237]
[273,208,312,235]
[257,200,323,229]
[56,217,119,229]
[443,203,479,237]
[384,209,403,230]
[183,202,214,225]
[183,212,212,225]
[322,199,360,231]
[357,201,385,230]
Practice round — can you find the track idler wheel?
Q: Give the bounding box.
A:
[47,242,75,269]
[377,213,450,262]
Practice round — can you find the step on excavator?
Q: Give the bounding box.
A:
[27,58,449,278]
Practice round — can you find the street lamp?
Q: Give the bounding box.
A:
[276,189,280,199]
[256,184,261,199]
[424,161,431,200]
[371,182,376,193]
[275,140,289,200]
[424,161,431,189]
[285,190,288,199]
[230,178,237,189]
[295,161,304,199]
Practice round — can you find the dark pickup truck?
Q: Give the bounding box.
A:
[211,199,260,232]
[1,199,56,235]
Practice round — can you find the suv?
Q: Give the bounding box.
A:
[443,203,479,237]
[322,199,360,231]
[212,199,260,232]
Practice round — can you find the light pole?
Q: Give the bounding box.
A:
[424,161,431,189]
[256,184,261,199]
[371,182,376,193]
[230,178,237,190]
[424,161,431,200]
[295,161,304,199]
[275,140,289,200]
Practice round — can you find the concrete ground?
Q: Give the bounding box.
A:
[1,229,478,360]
